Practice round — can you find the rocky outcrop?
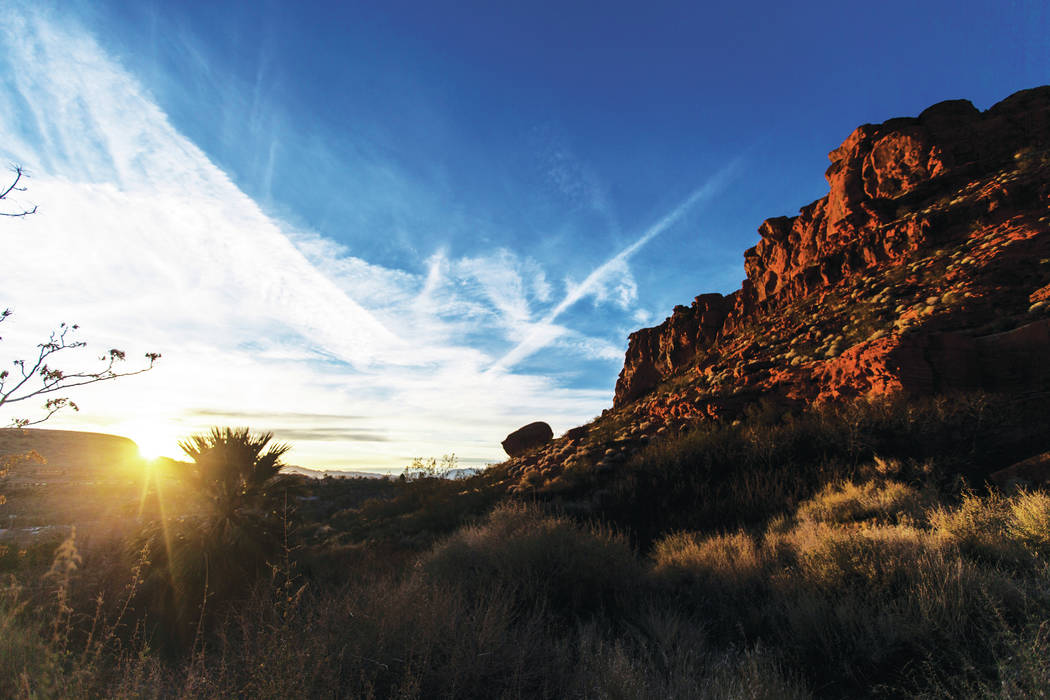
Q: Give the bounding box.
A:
[742,88,1050,310]
[814,319,1050,401]
[616,294,730,403]
[503,86,1050,499]
[614,86,1050,408]
[502,421,554,457]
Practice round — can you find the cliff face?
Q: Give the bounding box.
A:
[501,86,1050,496]
[614,86,1050,410]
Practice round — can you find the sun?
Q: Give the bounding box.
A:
[124,424,181,461]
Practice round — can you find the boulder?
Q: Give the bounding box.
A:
[990,452,1050,491]
[563,425,590,442]
[502,421,553,457]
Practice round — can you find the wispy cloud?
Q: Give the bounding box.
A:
[191,409,368,421]
[533,123,621,236]
[0,6,632,470]
[263,428,392,443]
[490,158,745,372]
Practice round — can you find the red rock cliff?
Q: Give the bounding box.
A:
[614,86,1050,408]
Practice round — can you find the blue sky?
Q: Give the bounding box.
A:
[0,1,1046,470]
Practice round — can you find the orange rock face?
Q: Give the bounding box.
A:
[615,293,729,404]
[504,87,1050,497]
[815,336,909,402]
[614,86,1050,413]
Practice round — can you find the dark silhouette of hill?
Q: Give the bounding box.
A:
[0,428,143,484]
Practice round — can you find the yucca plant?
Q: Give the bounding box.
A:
[174,427,296,582]
[138,428,297,651]
[178,427,292,531]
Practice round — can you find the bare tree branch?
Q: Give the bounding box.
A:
[0,165,38,218]
[0,165,160,427]
[0,316,161,427]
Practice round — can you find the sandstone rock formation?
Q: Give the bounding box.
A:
[615,86,1050,408]
[616,294,730,404]
[501,421,554,457]
[501,86,1050,497]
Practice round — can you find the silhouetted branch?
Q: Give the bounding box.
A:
[0,165,38,217]
[0,168,160,426]
[0,318,161,427]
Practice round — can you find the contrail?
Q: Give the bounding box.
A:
[489,157,745,373]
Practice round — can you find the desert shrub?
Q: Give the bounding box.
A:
[568,611,810,700]
[420,502,644,620]
[788,523,932,594]
[597,416,850,544]
[930,491,1023,566]
[342,468,506,546]
[588,392,1050,546]
[637,486,1050,696]
[930,489,1050,567]
[797,479,934,525]
[1005,490,1050,559]
[761,517,1035,694]
[176,556,631,698]
[166,554,811,700]
[650,530,770,612]
[769,486,1050,695]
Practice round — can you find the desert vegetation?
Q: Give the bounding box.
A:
[2,391,1050,698]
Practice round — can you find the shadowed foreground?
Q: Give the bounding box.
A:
[2,392,1050,698]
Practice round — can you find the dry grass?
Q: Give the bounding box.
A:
[797,478,935,525]
[649,481,1050,695]
[928,490,1050,567]
[5,482,1050,698]
[5,394,1050,698]
[421,502,644,620]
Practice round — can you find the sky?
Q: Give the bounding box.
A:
[0,0,1046,471]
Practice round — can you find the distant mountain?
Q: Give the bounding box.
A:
[282,465,482,480]
[282,465,394,480]
[499,86,1050,494]
[444,467,483,480]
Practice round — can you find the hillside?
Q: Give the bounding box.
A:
[498,86,1050,499]
[0,430,151,537]
[0,429,143,484]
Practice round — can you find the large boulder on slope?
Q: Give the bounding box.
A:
[502,421,553,457]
